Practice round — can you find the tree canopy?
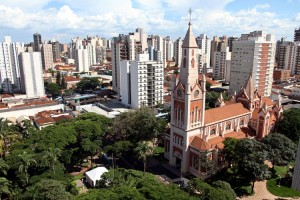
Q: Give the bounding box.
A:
[76,77,100,92]
[278,108,300,142]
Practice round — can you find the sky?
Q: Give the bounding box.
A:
[0,0,299,43]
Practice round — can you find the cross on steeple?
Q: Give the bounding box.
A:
[188,8,192,25]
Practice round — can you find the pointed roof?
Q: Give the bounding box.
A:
[182,23,198,48]
[238,75,255,101]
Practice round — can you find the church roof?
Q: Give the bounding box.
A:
[182,23,198,48]
[190,136,211,151]
[238,75,255,100]
[205,103,251,125]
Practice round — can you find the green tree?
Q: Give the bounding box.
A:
[46,83,61,98]
[278,108,300,141]
[212,180,237,200]
[0,177,10,200]
[222,137,238,167]
[76,77,100,92]
[104,141,133,169]
[134,141,153,173]
[261,133,296,169]
[56,71,61,86]
[235,139,271,193]
[26,179,73,200]
[0,158,8,176]
[18,151,37,185]
[0,118,21,157]
[43,147,62,174]
[112,107,166,144]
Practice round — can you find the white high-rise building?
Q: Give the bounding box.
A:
[213,46,231,80]
[291,41,300,75]
[196,34,211,68]
[112,29,147,95]
[229,31,276,96]
[75,47,89,72]
[174,37,183,66]
[0,36,23,93]
[19,52,45,98]
[163,36,174,67]
[120,53,164,108]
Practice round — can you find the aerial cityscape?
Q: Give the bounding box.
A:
[0,0,300,199]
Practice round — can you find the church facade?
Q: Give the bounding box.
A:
[164,22,283,177]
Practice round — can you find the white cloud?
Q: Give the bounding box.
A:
[0,0,297,42]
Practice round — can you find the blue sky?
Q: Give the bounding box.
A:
[0,0,299,43]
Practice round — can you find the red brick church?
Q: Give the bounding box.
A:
[164,22,283,177]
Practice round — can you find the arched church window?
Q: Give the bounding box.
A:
[240,120,244,126]
[191,58,195,68]
[211,129,216,135]
[226,123,231,130]
[184,49,187,56]
[183,58,186,68]
[192,49,194,56]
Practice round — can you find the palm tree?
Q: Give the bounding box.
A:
[134,141,153,174]
[18,151,37,185]
[43,147,61,174]
[0,177,10,200]
[0,118,22,157]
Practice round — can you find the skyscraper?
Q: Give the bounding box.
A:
[19,52,45,98]
[196,34,211,68]
[33,33,42,52]
[0,36,23,92]
[229,31,276,96]
[294,28,300,42]
[41,43,54,71]
[275,38,293,70]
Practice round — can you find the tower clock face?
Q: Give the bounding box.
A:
[177,89,182,97]
[194,90,199,97]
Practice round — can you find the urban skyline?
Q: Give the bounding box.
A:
[0,0,300,43]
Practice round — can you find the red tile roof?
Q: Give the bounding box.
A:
[252,108,260,120]
[190,136,211,151]
[205,103,251,125]
[35,117,55,125]
[64,76,81,82]
[52,115,72,122]
[12,100,56,108]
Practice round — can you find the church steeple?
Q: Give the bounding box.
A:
[179,12,199,87]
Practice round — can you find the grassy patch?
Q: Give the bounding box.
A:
[73,173,85,181]
[153,146,164,155]
[266,165,300,197]
[267,178,300,197]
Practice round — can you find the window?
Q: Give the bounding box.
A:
[211,129,216,135]
[192,155,199,170]
[240,120,244,126]
[226,124,231,130]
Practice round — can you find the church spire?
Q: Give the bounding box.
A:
[182,9,198,48]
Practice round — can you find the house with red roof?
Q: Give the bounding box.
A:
[164,22,283,178]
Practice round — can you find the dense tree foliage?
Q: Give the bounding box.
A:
[187,178,237,200]
[79,169,197,200]
[45,83,61,98]
[278,108,300,141]
[76,77,100,92]
[261,133,297,168]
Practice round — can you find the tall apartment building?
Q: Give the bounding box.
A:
[210,36,228,68]
[112,29,146,95]
[33,33,42,52]
[49,40,61,62]
[291,41,300,75]
[275,38,293,70]
[19,52,45,98]
[41,43,54,71]
[196,34,211,69]
[120,53,164,108]
[229,31,276,96]
[0,36,23,93]
[174,37,183,66]
[227,36,238,52]
[164,36,174,62]
[213,46,231,80]
[294,28,300,42]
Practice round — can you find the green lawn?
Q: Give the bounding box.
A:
[267,166,300,198]
[153,146,164,155]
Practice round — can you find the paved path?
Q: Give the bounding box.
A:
[241,180,277,200]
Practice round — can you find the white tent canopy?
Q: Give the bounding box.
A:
[85,167,108,187]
